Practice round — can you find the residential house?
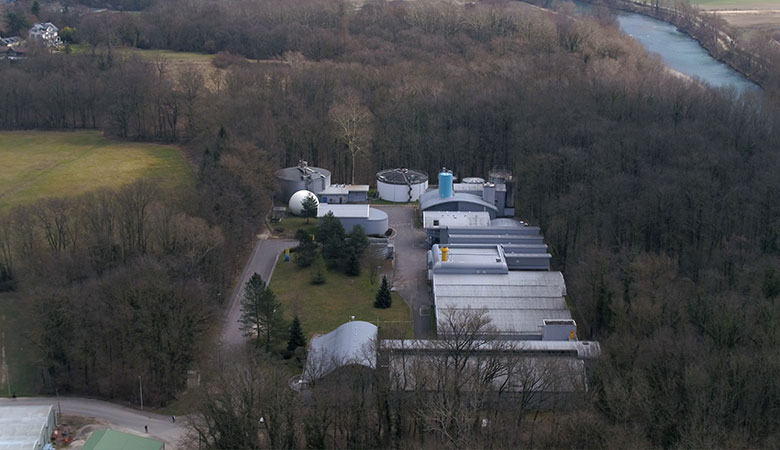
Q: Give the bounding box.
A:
[28,22,62,47]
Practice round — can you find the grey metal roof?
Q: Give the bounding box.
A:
[434,297,567,310]
[320,184,369,195]
[303,321,377,382]
[0,404,53,450]
[382,339,601,359]
[429,245,508,275]
[433,272,569,337]
[376,168,428,185]
[419,191,499,213]
[318,204,369,218]
[275,165,331,181]
[423,211,491,229]
[490,218,527,228]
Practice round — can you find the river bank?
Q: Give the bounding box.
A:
[585,0,770,89]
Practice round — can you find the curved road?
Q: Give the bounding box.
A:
[5,237,296,446]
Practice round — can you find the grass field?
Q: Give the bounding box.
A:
[0,131,194,209]
[270,255,413,340]
[0,294,41,397]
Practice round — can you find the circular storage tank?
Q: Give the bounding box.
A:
[376,168,429,202]
[462,177,485,184]
[288,190,319,216]
[276,161,332,203]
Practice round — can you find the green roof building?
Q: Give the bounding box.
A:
[81,429,164,450]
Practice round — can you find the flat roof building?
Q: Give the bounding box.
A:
[319,184,369,204]
[0,404,56,450]
[433,271,573,340]
[317,204,389,236]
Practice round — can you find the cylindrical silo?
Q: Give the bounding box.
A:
[376,168,429,202]
[438,169,453,199]
[275,160,332,203]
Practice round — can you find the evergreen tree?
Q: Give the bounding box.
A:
[346,224,369,258]
[316,212,347,268]
[294,229,316,268]
[374,275,392,309]
[311,252,327,285]
[287,315,306,352]
[31,1,40,17]
[346,250,361,276]
[239,273,286,352]
[301,194,318,224]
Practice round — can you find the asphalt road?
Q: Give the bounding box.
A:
[220,238,297,348]
[378,206,433,338]
[0,397,187,448]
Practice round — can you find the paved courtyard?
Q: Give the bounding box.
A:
[377,206,433,338]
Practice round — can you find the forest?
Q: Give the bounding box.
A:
[2,0,780,447]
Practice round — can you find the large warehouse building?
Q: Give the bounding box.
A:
[428,244,572,340]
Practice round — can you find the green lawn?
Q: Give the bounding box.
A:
[0,131,194,209]
[70,44,214,62]
[0,294,40,396]
[272,216,319,239]
[270,255,413,340]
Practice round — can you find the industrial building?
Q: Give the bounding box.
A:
[317,204,389,236]
[376,168,428,202]
[420,168,516,218]
[319,184,369,204]
[0,404,56,450]
[275,160,332,203]
[82,429,164,450]
[303,321,377,384]
[382,339,599,397]
[429,245,572,340]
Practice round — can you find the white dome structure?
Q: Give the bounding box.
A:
[289,190,319,216]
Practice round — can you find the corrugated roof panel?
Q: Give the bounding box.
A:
[437,309,572,335]
[436,297,567,310]
[434,285,564,298]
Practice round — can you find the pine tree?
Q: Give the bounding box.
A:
[294,229,316,268]
[311,252,327,285]
[301,194,318,224]
[287,315,306,352]
[374,275,392,309]
[317,212,347,268]
[31,1,40,18]
[239,273,286,352]
[346,225,369,257]
[346,250,361,276]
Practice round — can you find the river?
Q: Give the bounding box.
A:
[573,2,760,93]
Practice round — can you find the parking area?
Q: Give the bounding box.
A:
[377,206,433,338]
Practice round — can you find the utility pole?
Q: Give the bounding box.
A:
[139,376,144,411]
[55,386,62,422]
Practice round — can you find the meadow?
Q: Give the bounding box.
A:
[0,131,193,209]
[270,254,413,340]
